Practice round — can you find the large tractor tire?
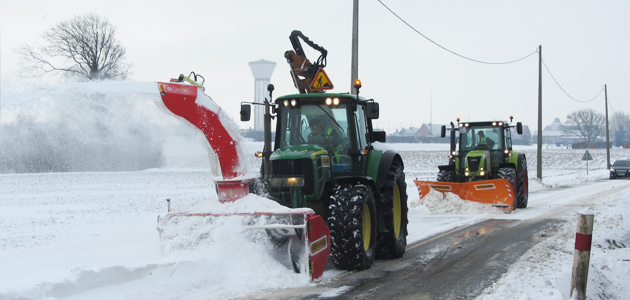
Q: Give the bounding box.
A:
[437,169,457,182]
[376,161,409,259]
[328,183,377,270]
[497,167,517,207]
[515,154,529,208]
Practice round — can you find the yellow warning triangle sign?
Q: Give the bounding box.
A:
[310,68,334,91]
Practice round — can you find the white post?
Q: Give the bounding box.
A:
[570,213,594,300]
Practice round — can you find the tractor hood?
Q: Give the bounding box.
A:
[271,144,329,161]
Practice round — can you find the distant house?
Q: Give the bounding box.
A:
[416,123,445,143]
[388,127,420,143]
[511,124,532,145]
[531,117,585,146]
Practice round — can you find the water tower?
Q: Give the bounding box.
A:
[248,59,276,131]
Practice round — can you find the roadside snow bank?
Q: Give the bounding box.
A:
[476,184,630,300]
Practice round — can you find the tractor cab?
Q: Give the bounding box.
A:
[457,122,513,175]
[274,93,381,175]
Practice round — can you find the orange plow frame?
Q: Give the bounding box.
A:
[413,179,515,211]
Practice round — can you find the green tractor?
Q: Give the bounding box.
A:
[435,117,529,208]
[239,31,408,271]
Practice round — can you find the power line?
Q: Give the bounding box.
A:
[377,0,538,65]
[540,58,604,103]
[378,0,613,112]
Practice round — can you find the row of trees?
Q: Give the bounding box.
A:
[563,109,630,147]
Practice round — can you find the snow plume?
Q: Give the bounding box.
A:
[0,81,176,173]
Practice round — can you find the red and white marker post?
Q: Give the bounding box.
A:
[570,213,594,300]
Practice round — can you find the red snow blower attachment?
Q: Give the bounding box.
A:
[155,73,330,280]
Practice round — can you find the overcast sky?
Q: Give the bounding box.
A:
[2,0,629,133]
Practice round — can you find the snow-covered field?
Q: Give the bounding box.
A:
[1,81,629,299]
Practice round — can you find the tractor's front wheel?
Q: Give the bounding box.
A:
[329,183,377,270]
[376,161,408,259]
[437,169,457,182]
[497,167,517,208]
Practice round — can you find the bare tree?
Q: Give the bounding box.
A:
[17,13,131,80]
[562,108,605,145]
[610,111,630,146]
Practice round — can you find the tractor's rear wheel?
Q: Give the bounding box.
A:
[437,169,457,182]
[516,154,529,208]
[329,183,377,270]
[376,161,408,259]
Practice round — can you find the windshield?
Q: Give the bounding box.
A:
[458,126,503,151]
[277,103,349,151]
[613,160,630,167]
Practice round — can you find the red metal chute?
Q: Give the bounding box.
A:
[157,81,242,179]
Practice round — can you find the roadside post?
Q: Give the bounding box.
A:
[582,150,593,175]
[570,212,594,300]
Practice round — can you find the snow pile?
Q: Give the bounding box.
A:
[477,186,630,300]
[410,188,504,215]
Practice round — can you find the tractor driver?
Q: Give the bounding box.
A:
[477,131,495,149]
[308,118,343,155]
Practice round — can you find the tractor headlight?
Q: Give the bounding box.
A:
[290,99,297,107]
[283,100,289,106]
[270,177,305,188]
[480,171,486,176]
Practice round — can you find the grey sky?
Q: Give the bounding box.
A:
[2,0,628,133]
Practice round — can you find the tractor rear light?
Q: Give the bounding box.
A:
[255,151,263,158]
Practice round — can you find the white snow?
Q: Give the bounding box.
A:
[1,81,629,299]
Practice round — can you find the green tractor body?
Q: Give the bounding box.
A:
[437,119,529,208]
[241,92,409,272]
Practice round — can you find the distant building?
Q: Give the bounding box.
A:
[531,117,585,146]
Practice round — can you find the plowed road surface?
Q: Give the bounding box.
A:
[238,179,630,299]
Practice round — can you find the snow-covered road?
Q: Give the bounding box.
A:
[1,165,628,299]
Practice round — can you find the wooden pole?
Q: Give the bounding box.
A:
[605,85,610,169]
[350,0,359,95]
[537,45,543,179]
[570,213,594,300]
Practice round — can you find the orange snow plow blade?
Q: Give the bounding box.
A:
[413,179,515,211]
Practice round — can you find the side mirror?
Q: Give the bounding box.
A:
[516,122,523,135]
[240,104,251,122]
[372,130,386,143]
[365,102,379,120]
[440,125,446,138]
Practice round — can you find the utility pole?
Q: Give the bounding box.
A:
[350,0,359,94]
[605,84,610,169]
[537,45,543,179]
